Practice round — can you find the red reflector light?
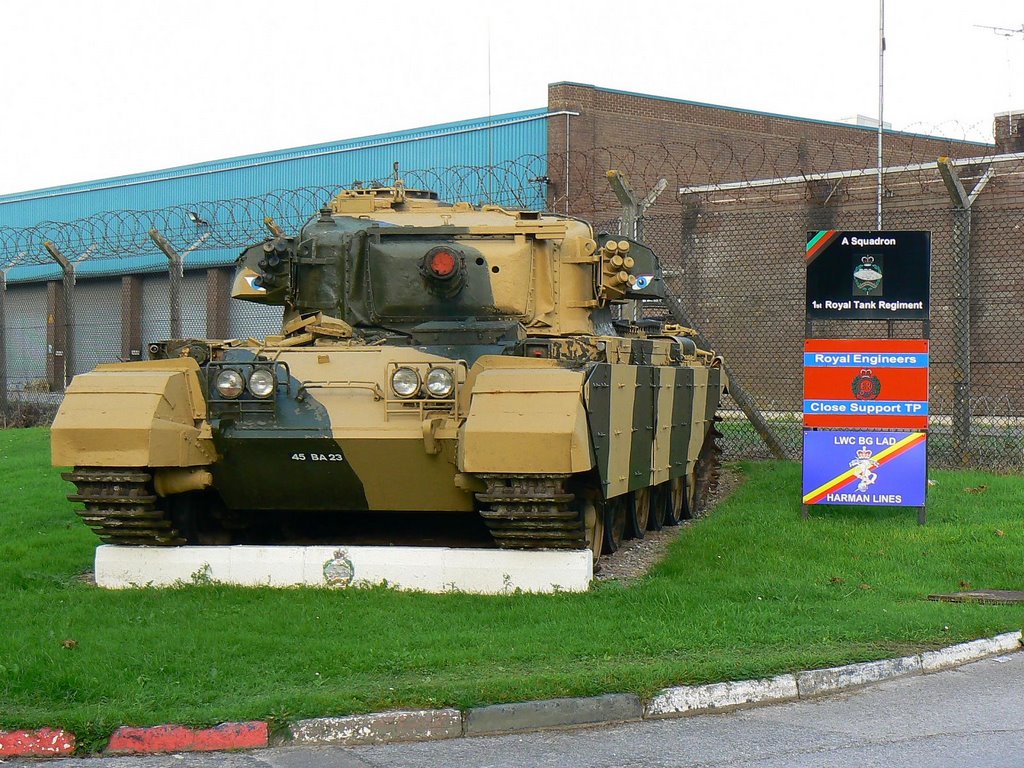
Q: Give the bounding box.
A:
[430,250,456,277]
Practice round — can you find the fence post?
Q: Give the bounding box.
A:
[0,269,7,417]
[950,207,972,464]
[148,230,182,339]
[206,268,232,339]
[608,170,667,322]
[44,242,75,391]
[937,158,990,465]
[121,275,144,361]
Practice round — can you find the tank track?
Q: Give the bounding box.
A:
[692,415,725,516]
[475,474,586,550]
[62,468,186,546]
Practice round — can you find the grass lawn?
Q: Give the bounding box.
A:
[1,427,1022,751]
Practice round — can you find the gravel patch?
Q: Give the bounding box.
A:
[595,466,744,584]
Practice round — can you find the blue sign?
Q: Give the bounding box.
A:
[803,400,929,416]
[802,430,927,506]
[802,352,929,368]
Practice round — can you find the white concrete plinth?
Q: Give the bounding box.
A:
[94,545,592,594]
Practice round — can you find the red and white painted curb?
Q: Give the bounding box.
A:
[106,721,269,754]
[0,728,75,757]
[0,631,1019,757]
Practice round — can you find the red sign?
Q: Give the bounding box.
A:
[803,339,929,429]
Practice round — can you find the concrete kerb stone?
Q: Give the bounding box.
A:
[646,674,798,718]
[287,709,463,746]
[465,694,643,736]
[646,630,1022,720]
[920,630,1022,673]
[796,654,922,698]
[0,728,75,758]
[106,722,269,755]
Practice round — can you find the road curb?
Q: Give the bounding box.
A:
[105,721,268,755]
[796,654,922,697]
[287,709,462,746]
[646,674,798,718]
[6,630,1020,756]
[0,728,75,757]
[920,631,1022,672]
[465,694,642,735]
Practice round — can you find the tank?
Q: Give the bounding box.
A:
[52,184,726,561]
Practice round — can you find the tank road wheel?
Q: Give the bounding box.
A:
[626,487,650,540]
[647,482,668,531]
[683,416,725,519]
[581,499,604,564]
[665,477,685,526]
[602,494,627,554]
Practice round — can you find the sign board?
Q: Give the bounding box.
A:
[803,339,929,429]
[805,230,930,320]
[802,430,927,507]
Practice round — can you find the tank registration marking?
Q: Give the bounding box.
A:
[290,453,345,462]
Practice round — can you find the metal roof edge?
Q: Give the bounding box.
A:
[548,81,993,148]
[0,108,550,204]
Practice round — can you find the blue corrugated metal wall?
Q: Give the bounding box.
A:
[0,108,548,233]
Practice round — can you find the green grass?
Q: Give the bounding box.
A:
[2,427,1022,750]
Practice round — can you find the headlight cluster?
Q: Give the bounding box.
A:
[215,367,277,399]
[390,366,455,399]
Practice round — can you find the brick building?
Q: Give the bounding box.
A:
[546,82,990,220]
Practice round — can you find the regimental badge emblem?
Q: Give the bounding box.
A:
[849,446,881,493]
[851,368,882,400]
[323,549,355,587]
[853,254,883,295]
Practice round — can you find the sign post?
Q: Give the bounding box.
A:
[802,230,930,523]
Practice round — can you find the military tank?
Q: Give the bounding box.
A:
[52,183,726,561]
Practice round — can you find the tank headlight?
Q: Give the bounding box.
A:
[215,369,245,399]
[425,368,455,398]
[248,368,276,399]
[391,367,421,398]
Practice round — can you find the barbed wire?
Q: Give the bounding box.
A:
[2,130,1023,268]
[0,157,551,267]
[555,135,1024,213]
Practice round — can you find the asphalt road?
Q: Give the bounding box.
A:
[27,652,1024,768]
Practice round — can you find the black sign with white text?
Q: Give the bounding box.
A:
[805,230,930,320]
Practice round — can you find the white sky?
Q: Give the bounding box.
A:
[1,0,1021,196]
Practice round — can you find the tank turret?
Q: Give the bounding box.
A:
[232,186,668,344]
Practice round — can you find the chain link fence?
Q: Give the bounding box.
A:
[3,153,1023,469]
[629,200,1024,470]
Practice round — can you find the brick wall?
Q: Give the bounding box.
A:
[547,82,991,221]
